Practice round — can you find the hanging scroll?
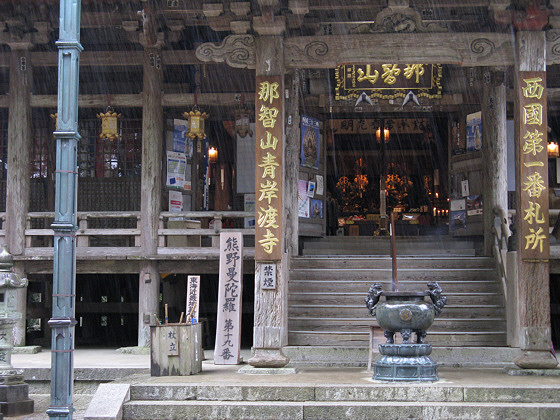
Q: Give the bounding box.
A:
[517,71,549,261]
[255,75,283,261]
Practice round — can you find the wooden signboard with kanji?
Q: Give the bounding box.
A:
[214,232,243,364]
[255,75,283,261]
[517,71,549,261]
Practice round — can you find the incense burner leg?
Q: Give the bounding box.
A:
[416,330,427,344]
[401,328,412,344]
[384,330,395,344]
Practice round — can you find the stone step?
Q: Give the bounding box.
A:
[289,280,500,293]
[288,292,503,306]
[290,256,496,270]
[305,236,475,244]
[283,346,523,367]
[303,241,475,250]
[287,305,505,319]
[302,248,476,256]
[287,331,507,347]
[122,400,560,420]
[127,382,560,403]
[288,318,506,332]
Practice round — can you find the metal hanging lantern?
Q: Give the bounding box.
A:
[97,106,122,141]
[183,106,210,140]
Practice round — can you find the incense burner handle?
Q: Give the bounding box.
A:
[365,283,383,316]
[426,281,447,316]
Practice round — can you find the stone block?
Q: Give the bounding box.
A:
[83,383,130,420]
[464,386,560,403]
[11,346,42,354]
[129,384,195,401]
[196,385,243,401]
[0,384,33,416]
[238,365,298,374]
[315,385,463,402]
[123,401,304,420]
[243,385,313,401]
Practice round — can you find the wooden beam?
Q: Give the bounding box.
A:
[0,50,201,68]
[0,30,558,69]
[284,33,515,68]
[0,92,255,109]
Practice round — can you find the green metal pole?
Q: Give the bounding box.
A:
[47,0,82,418]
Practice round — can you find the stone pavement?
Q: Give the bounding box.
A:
[6,349,560,419]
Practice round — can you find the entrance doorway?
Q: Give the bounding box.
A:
[326,114,449,236]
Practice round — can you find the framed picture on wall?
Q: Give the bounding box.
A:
[301,115,320,169]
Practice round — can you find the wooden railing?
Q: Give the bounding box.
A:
[492,207,511,303]
[0,211,255,253]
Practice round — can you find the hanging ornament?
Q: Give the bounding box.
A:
[97,106,122,141]
[234,93,253,138]
[183,105,209,140]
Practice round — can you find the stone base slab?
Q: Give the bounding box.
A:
[248,348,289,368]
[505,367,560,376]
[514,351,559,369]
[0,384,33,416]
[238,365,299,375]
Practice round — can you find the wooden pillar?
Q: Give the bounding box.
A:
[6,47,31,256]
[482,68,507,256]
[248,33,290,368]
[513,31,557,369]
[138,44,163,347]
[284,70,301,256]
[6,46,32,346]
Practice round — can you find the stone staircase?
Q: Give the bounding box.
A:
[120,381,560,419]
[301,235,480,256]
[289,235,506,348]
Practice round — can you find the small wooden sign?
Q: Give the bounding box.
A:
[164,326,179,356]
[259,263,277,290]
[186,275,200,322]
[214,232,243,364]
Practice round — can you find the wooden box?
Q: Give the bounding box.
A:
[150,323,203,376]
[167,219,201,247]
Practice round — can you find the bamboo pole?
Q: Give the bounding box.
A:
[391,212,398,292]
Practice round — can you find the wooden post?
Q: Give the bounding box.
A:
[248,30,290,368]
[77,217,89,247]
[6,47,31,256]
[284,70,300,256]
[513,31,557,369]
[211,215,223,247]
[138,43,163,347]
[482,67,507,256]
[6,46,32,346]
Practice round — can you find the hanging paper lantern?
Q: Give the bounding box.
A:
[97,106,122,141]
[183,106,210,140]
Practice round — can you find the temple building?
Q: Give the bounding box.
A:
[0,0,559,369]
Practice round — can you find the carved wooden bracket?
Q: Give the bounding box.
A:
[370,6,448,33]
[196,34,256,69]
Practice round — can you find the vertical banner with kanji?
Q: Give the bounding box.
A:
[214,232,243,364]
[185,275,200,322]
[255,75,283,262]
[517,71,549,261]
